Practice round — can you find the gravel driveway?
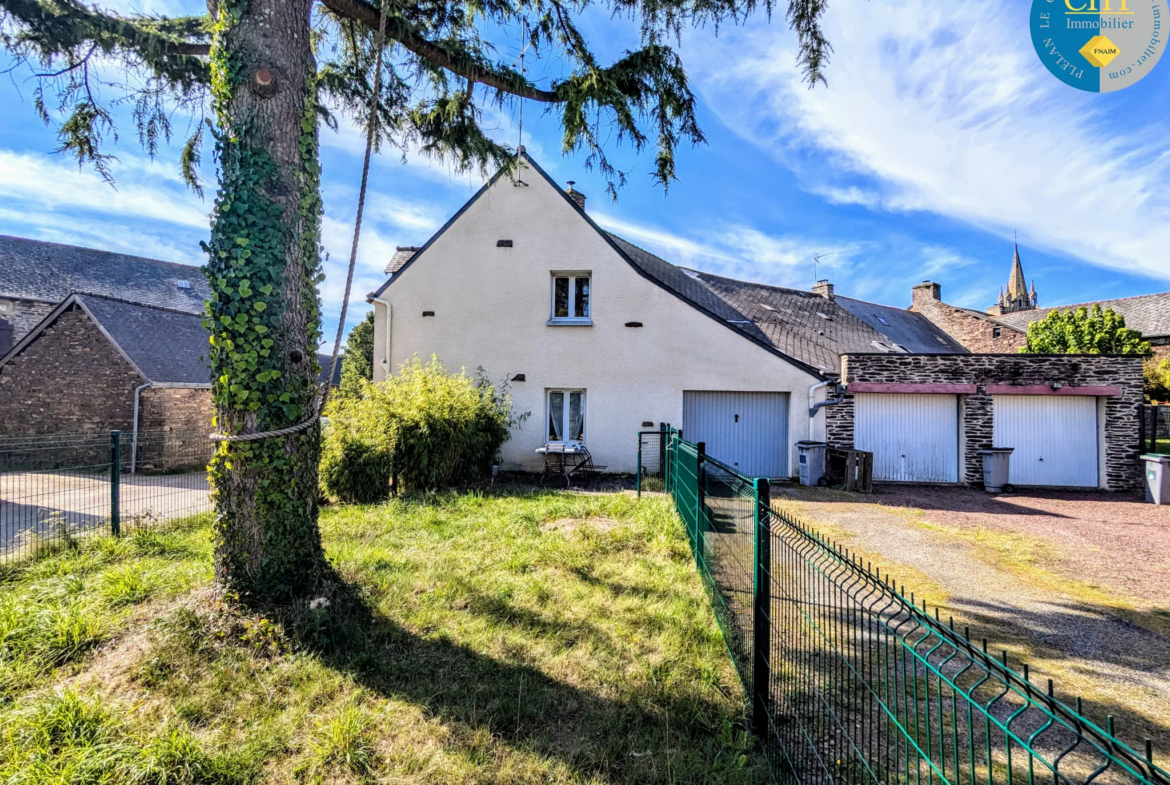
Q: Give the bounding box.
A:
[777,485,1170,756]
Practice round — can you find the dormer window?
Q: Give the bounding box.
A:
[550,272,591,324]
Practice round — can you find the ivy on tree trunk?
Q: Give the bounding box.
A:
[204,0,326,599]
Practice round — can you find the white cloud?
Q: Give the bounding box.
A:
[592,213,863,290]
[0,149,208,230]
[695,0,1170,281]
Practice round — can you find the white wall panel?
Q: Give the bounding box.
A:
[993,396,1098,487]
[855,394,959,483]
[683,392,789,477]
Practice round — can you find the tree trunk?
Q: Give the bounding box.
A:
[205,0,326,601]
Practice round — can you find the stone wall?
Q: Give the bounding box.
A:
[910,282,1027,353]
[825,353,1144,491]
[140,387,213,432]
[0,307,212,439]
[0,308,143,437]
[0,298,56,346]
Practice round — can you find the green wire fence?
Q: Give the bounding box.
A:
[650,426,1169,785]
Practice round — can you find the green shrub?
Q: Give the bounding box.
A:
[321,357,516,500]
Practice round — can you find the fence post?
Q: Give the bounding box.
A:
[637,435,643,499]
[110,430,121,537]
[695,442,706,565]
[752,477,771,735]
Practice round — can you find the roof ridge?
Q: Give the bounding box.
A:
[1029,290,1170,311]
[70,290,206,317]
[0,234,204,271]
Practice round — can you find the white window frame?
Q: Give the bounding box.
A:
[549,271,592,324]
[545,389,586,445]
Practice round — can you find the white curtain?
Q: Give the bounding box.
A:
[548,392,564,441]
[569,392,584,441]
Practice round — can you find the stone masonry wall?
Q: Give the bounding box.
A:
[825,353,1144,492]
[140,387,213,432]
[0,308,143,437]
[0,298,55,346]
[0,308,213,439]
[910,283,1027,353]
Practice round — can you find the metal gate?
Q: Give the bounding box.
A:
[855,393,959,483]
[993,395,1099,487]
[682,391,788,478]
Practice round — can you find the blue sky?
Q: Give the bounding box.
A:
[1,0,1167,348]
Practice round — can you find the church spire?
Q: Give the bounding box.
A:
[988,240,1038,315]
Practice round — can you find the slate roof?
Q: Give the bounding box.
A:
[0,235,209,313]
[993,292,1170,338]
[76,294,211,384]
[607,234,965,374]
[383,246,420,276]
[835,296,966,353]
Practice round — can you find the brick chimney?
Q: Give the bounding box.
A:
[911,281,941,310]
[812,280,834,300]
[565,181,587,211]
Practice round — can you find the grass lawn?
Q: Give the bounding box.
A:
[0,491,767,784]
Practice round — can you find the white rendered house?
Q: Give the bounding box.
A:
[366,153,961,476]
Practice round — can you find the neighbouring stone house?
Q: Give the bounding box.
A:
[910,244,1170,357]
[0,239,341,441]
[366,152,1142,488]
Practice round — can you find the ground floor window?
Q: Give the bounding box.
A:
[547,389,585,444]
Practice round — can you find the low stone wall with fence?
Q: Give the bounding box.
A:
[825,353,1144,491]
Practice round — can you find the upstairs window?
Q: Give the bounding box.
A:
[550,273,590,323]
[547,389,586,444]
[992,327,1002,338]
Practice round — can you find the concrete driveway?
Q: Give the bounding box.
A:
[776,485,1170,760]
[1,470,209,554]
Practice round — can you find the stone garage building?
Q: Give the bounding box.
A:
[0,293,214,439]
[825,353,1144,491]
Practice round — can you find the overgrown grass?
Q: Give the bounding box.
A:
[0,493,766,783]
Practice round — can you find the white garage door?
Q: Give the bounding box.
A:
[993,396,1098,487]
[855,394,959,483]
[682,392,789,477]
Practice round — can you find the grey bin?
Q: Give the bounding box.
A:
[977,448,1014,493]
[796,441,827,487]
[1142,454,1170,505]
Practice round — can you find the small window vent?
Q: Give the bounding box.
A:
[816,311,833,320]
[625,321,643,328]
[510,373,525,382]
[422,310,435,317]
[177,280,191,289]
[761,304,776,312]
[934,334,948,345]
[877,315,889,325]
[496,239,513,247]
[682,269,702,280]
[870,340,890,352]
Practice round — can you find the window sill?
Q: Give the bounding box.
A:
[547,319,592,327]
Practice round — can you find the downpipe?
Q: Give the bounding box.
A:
[807,379,845,440]
[131,381,153,475]
[370,295,392,378]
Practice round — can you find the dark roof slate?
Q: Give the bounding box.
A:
[0,235,209,313]
[835,296,966,353]
[77,294,211,384]
[993,292,1170,337]
[384,246,420,276]
[607,234,965,373]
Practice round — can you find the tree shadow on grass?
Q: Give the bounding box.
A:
[274,566,764,784]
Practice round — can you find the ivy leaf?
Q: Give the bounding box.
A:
[254,302,267,312]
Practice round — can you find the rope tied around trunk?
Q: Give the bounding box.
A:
[211,2,389,444]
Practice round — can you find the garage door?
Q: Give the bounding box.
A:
[855,394,959,483]
[993,396,1098,487]
[682,392,789,477]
